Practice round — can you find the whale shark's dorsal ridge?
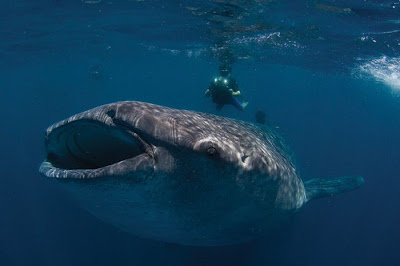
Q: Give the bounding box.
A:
[39,101,364,246]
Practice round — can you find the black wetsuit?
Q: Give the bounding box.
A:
[207,77,243,111]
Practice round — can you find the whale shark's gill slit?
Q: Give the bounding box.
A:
[46,120,146,170]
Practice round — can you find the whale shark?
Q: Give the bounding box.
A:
[39,101,364,246]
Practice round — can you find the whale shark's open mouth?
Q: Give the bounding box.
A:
[46,120,147,170]
[41,119,155,178]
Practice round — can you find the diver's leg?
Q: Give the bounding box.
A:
[231,97,244,111]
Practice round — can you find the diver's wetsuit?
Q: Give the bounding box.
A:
[206,77,244,111]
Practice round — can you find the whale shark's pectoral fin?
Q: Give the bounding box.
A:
[40,153,154,179]
[304,176,364,201]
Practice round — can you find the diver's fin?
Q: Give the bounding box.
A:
[304,176,364,201]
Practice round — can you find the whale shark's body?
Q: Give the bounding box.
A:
[39,101,363,246]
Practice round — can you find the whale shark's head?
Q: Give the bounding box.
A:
[41,101,305,205]
[40,101,307,245]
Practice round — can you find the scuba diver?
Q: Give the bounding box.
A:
[205,64,248,111]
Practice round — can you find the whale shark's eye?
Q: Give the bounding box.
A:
[206,147,218,157]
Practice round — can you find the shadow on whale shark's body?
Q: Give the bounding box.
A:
[39,101,363,246]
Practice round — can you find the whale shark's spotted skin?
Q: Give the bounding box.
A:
[40,101,363,246]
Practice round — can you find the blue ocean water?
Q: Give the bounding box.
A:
[1,0,400,265]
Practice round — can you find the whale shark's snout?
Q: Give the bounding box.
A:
[39,101,363,246]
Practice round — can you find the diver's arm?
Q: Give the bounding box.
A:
[229,89,241,96]
[228,78,241,95]
[205,82,215,96]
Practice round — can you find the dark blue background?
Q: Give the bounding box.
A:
[1,1,400,265]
